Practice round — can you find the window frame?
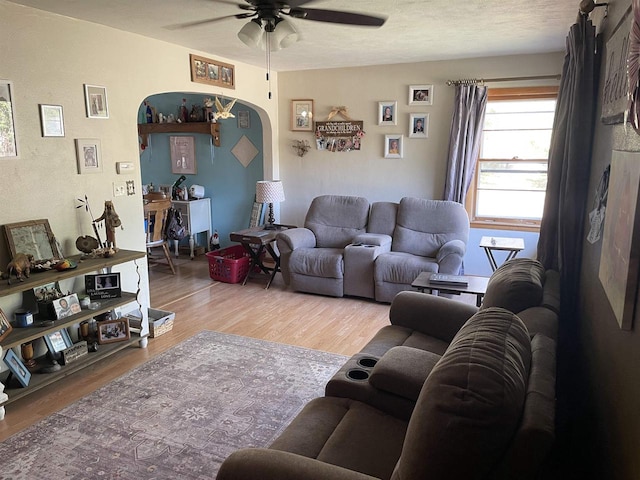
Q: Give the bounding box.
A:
[466,86,559,232]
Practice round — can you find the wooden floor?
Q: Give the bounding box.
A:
[0,254,393,441]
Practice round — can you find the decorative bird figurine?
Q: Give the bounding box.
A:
[214,96,237,120]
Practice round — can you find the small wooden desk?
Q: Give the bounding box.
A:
[411,272,490,307]
[229,225,293,289]
[479,236,525,271]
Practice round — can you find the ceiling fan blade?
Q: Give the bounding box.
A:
[164,13,253,30]
[291,8,386,27]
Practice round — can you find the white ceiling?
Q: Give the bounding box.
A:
[7,0,581,71]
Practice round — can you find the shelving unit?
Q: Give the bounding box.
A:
[138,122,221,148]
[0,249,146,407]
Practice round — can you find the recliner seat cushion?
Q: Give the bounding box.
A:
[481,258,545,314]
[392,307,531,480]
[374,251,438,285]
[305,195,370,248]
[289,248,344,278]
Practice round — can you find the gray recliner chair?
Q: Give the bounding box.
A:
[276,195,370,298]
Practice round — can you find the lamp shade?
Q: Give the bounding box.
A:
[271,18,298,50]
[238,19,264,49]
[256,180,285,204]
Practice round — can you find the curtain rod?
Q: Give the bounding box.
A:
[446,74,561,86]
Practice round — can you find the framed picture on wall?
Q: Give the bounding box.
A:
[409,85,434,105]
[84,84,109,119]
[75,138,103,174]
[378,101,397,125]
[39,104,65,137]
[409,113,429,138]
[384,134,403,159]
[169,136,196,174]
[0,80,18,158]
[291,99,314,131]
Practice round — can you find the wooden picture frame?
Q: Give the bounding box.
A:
[409,113,429,138]
[0,308,13,344]
[39,104,65,137]
[599,150,640,330]
[0,80,18,158]
[189,54,235,89]
[384,134,404,159]
[75,138,103,174]
[4,219,62,262]
[409,84,434,105]
[169,136,196,174]
[378,101,397,125]
[43,328,73,354]
[3,348,31,387]
[97,318,130,345]
[84,84,109,119]
[291,99,314,131]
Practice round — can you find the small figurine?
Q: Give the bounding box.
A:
[210,230,220,250]
[95,200,123,249]
[5,253,34,285]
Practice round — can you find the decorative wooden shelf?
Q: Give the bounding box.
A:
[138,122,221,147]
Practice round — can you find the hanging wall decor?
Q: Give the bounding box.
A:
[0,80,18,157]
[602,6,632,124]
[315,121,364,152]
[190,54,235,89]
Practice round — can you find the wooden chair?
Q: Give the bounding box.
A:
[143,199,176,274]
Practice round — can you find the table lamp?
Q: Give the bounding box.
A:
[256,180,285,230]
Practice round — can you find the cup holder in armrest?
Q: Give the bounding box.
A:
[357,357,378,368]
[346,369,370,381]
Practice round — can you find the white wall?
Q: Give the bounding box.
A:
[277,52,565,228]
[0,1,278,318]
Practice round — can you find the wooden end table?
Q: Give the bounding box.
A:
[229,225,294,289]
[479,236,525,271]
[411,272,490,307]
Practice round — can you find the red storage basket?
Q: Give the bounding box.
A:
[206,245,251,284]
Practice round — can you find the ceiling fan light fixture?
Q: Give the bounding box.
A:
[238,18,263,48]
[273,18,298,49]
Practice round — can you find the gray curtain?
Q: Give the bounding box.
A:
[442,85,488,204]
[536,14,599,478]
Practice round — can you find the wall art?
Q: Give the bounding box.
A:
[84,84,109,119]
[291,99,314,131]
[602,6,632,124]
[170,135,197,174]
[378,101,397,125]
[384,134,404,158]
[39,104,65,137]
[76,138,103,174]
[409,113,429,138]
[409,84,434,106]
[315,120,364,152]
[0,80,18,157]
[190,54,235,89]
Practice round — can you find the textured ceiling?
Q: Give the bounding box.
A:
[7,0,581,71]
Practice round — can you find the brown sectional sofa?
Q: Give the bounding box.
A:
[217,258,559,480]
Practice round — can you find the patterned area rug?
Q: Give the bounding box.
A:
[0,331,347,479]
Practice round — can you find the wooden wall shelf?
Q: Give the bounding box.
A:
[138,122,220,147]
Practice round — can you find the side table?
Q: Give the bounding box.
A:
[411,272,490,307]
[229,225,294,289]
[479,236,525,271]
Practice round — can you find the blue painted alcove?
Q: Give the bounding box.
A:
[138,92,263,250]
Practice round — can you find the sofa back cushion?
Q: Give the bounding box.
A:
[392,197,469,257]
[392,307,531,480]
[304,195,370,248]
[481,258,545,314]
[368,201,398,236]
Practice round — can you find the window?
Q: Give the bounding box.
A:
[466,87,558,231]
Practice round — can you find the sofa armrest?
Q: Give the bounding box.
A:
[369,346,441,402]
[352,233,392,248]
[389,291,478,343]
[435,239,466,274]
[217,448,378,480]
[276,228,317,253]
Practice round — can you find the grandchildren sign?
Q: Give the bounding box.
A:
[315,121,364,152]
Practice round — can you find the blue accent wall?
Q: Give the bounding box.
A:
[139,92,263,249]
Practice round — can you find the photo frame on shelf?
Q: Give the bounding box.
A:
[0,80,18,158]
[291,99,314,131]
[52,293,81,320]
[409,113,429,138]
[170,136,197,174]
[85,272,122,300]
[39,104,65,137]
[409,84,434,105]
[189,54,235,89]
[384,134,404,159]
[0,308,13,343]
[43,328,73,355]
[75,138,103,174]
[4,219,62,262]
[378,101,397,125]
[159,184,172,197]
[3,348,31,387]
[97,317,130,345]
[84,84,109,119]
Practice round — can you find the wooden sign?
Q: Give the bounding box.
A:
[314,121,364,152]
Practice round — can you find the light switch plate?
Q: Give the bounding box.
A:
[116,162,135,174]
[113,182,126,197]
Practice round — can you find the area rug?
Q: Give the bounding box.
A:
[0,331,347,479]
